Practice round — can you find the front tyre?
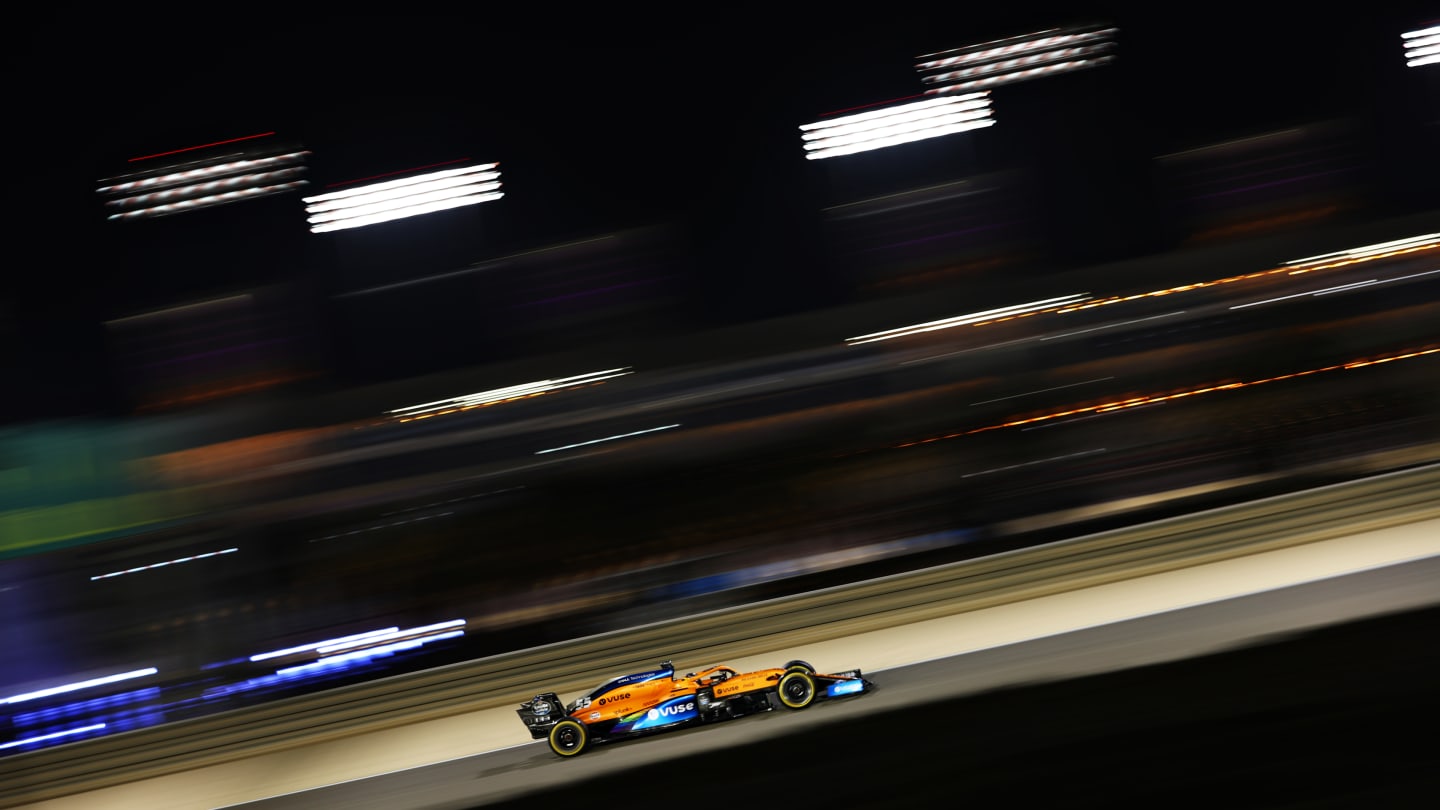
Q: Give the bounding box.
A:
[777,671,816,709]
[548,719,589,757]
[783,659,815,674]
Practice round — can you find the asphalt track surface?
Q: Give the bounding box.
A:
[225,552,1440,810]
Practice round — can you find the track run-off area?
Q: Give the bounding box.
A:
[6,464,1440,809]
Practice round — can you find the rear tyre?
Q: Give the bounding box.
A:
[777,671,816,710]
[784,659,815,674]
[548,719,589,757]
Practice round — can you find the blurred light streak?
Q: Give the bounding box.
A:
[921,44,1114,86]
[12,688,160,725]
[310,192,503,232]
[249,628,400,662]
[969,378,1115,405]
[1311,279,1379,295]
[917,25,1118,94]
[1345,346,1440,368]
[642,379,779,407]
[307,176,502,221]
[535,424,680,455]
[1231,285,1366,309]
[892,345,1440,448]
[3,669,158,705]
[104,294,255,326]
[380,487,522,516]
[1020,409,1132,431]
[127,132,274,162]
[339,235,617,297]
[1061,275,1275,312]
[916,26,1115,68]
[89,547,238,581]
[307,163,498,208]
[315,620,466,654]
[277,631,465,675]
[386,368,633,421]
[1189,205,1341,242]
[1156,128,1311,161]
[961,448,1109,478]
[205,631,464,700]
[1058,234,1439,315]
[98,149,310,221]
[106,181,310,221]
[844,294,1089,345]
[926,57,1118,93]
[1283,233,1439,272]
[822,178,992,218]
[0,724,107,751]
[1231,268,1440,309]
[800,94,994,160]
[1402,25,1440,67]
[105,167,308,210]
[1039,312,1186,340]
[97,152,311,195]
[304,163,502,233]
[139,371,316,411]
[311,512,453,542]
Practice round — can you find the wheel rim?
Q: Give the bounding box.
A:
[556,726,580,750]
[784,677,812,704]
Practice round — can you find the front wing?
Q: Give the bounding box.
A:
[810,668,875,699]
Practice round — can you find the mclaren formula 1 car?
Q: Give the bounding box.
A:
[517,658,875,756]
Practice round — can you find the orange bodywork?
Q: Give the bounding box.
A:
[694,666,784,702]
[520,658,875,756]
[569,672,690,724]
[569,664,784,726]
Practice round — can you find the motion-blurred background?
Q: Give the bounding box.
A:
[3,8,1438,756]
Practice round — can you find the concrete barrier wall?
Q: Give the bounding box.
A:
[3,463,1438,808]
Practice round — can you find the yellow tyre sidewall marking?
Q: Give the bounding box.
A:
[549,719,588,756]
[778,672,815,708]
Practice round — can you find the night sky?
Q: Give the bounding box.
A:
[7,8,1436,424]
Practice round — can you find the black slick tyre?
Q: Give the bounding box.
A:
[548,719,589,757]
[777,671,816,709]
[783,659,815,674]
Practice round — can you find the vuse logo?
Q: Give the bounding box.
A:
[645,702,695,721]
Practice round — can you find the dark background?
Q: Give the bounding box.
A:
[7,7,1437,424]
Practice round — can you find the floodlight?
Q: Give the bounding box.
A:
[800,94,994,160]
[303,162,503,233]
[97,139,310,221]
[917,25,1118,94]
[1402,25,1440,67]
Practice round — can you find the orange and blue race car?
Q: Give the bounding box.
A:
[517,659,875,756]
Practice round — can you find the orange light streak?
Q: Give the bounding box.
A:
[1052,240,1439,316]
[893,345,1440,448]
